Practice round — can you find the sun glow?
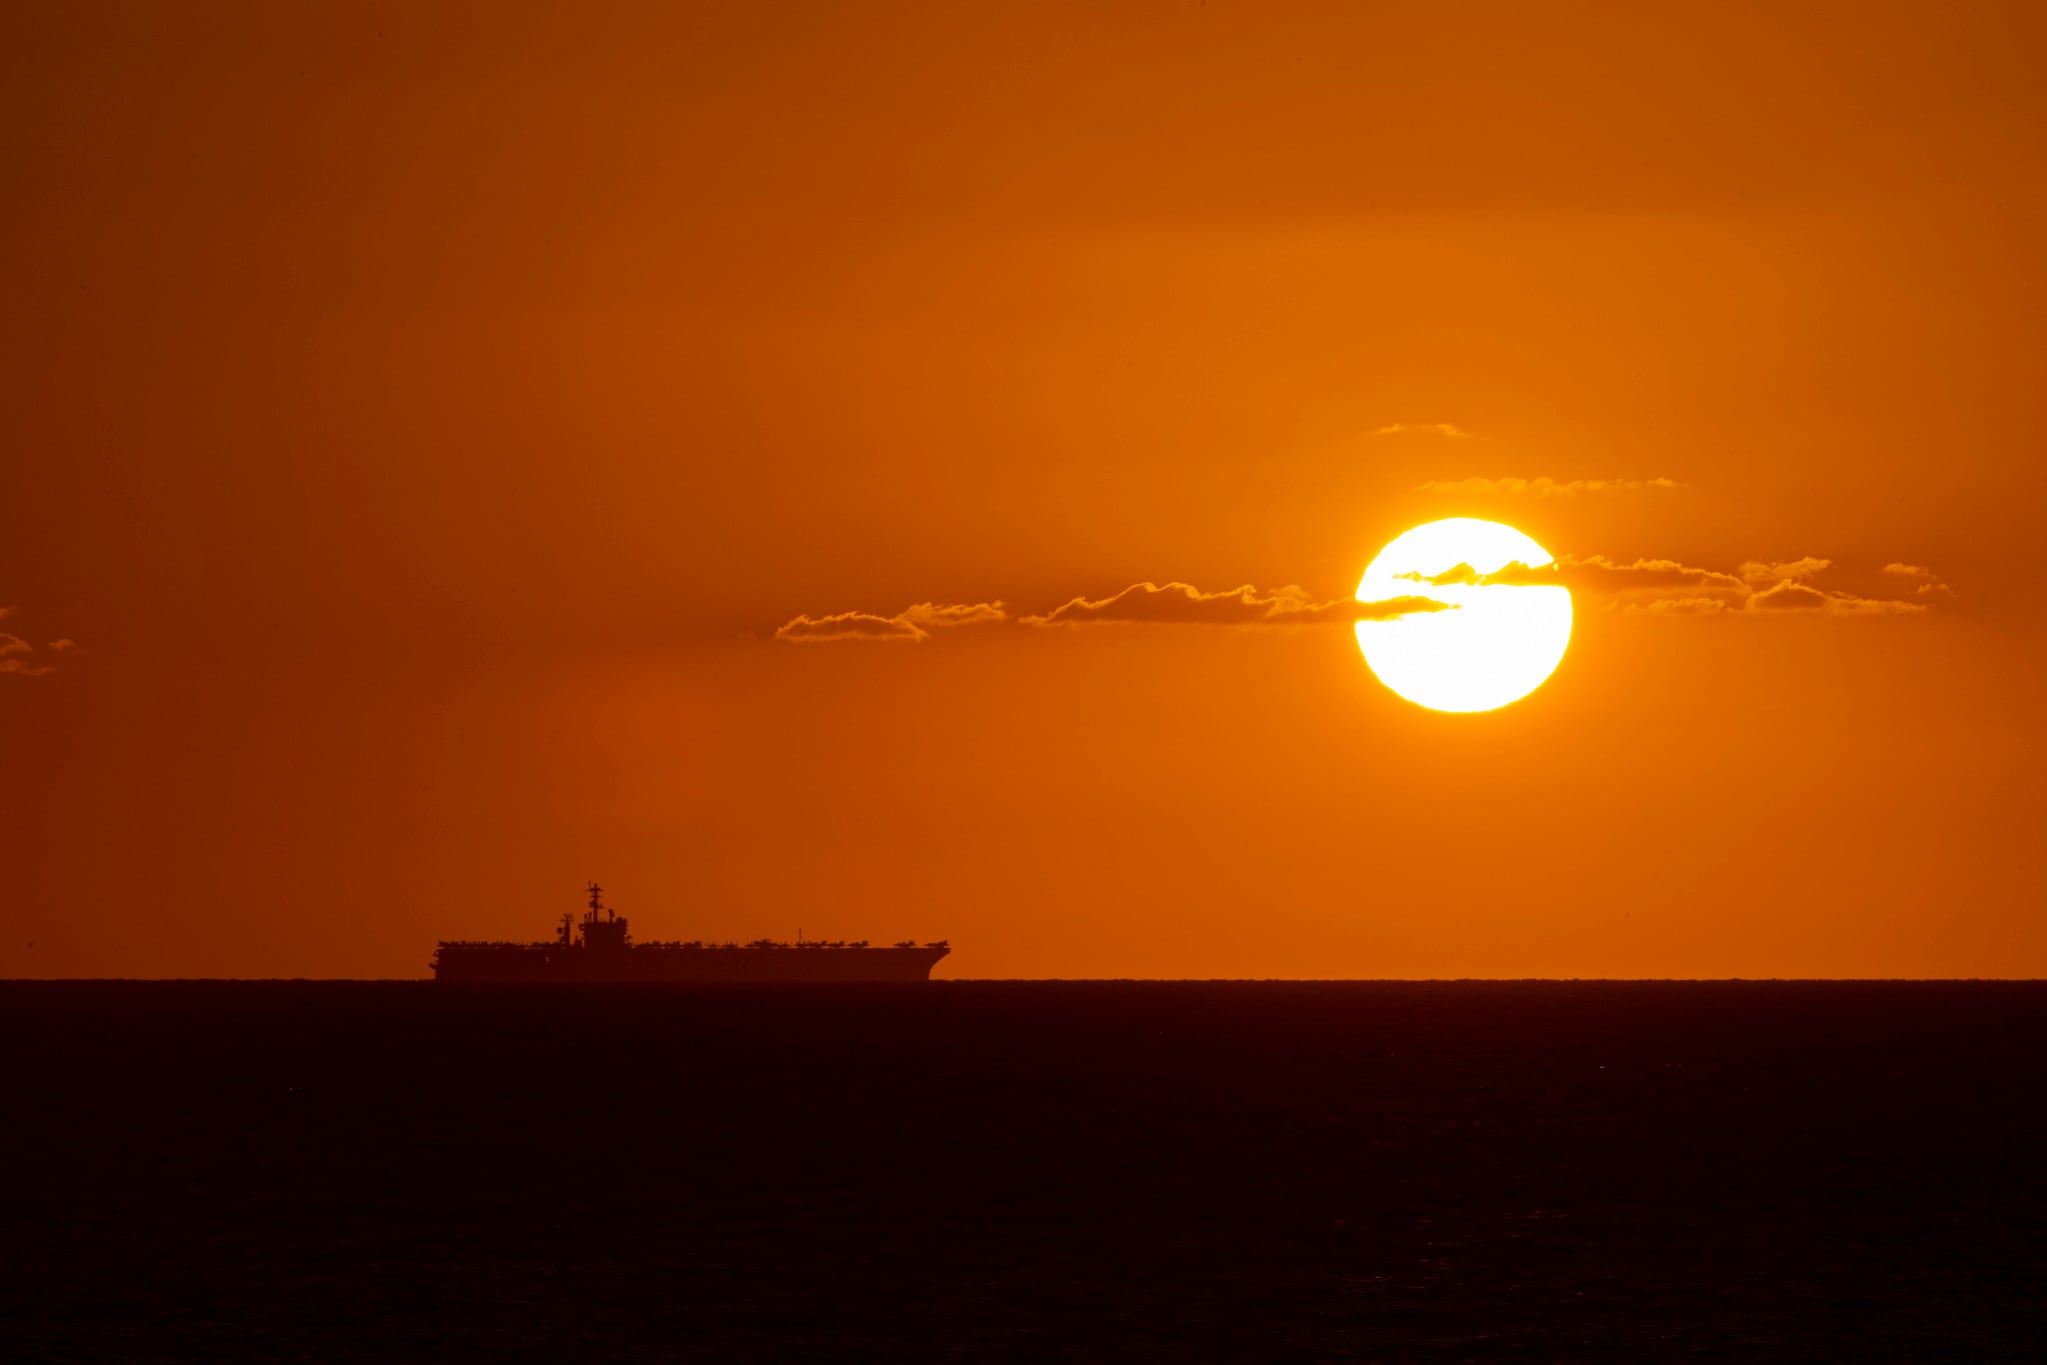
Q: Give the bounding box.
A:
[1355,519,1572,713]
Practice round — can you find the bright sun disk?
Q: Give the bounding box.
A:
[1355,518,1572,713]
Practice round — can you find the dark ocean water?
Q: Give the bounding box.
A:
[6,981,2046,1362]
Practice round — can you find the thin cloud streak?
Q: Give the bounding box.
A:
[775,601,1010,644]
[779,551,1942,644]
[1400,554,1935,615]
[776,583,1449,642]
[0,610,76,676]
[775,611,931,643]
[1377,422,1471,438]
[1413,476,1683,496]
[1,633,58,675]
[1739,557,1831,585]
[1023,582,1449,628]
[1883,563,1957,598]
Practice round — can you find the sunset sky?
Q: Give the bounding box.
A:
[5,1,2044,978]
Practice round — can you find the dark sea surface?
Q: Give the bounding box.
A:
[6,981,2046,1362]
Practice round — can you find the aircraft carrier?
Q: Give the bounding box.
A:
[432,884,950,983]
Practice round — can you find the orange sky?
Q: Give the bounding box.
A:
[5,1,2045,978]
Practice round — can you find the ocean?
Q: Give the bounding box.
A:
[7,981,2044,1361]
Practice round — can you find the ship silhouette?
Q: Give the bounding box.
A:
[433,883,950,982]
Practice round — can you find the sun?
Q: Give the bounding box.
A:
[1355,518,1572,713]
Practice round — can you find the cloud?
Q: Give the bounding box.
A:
[780,552,1941,645]
[775,612,926,643]
[1739,557,1831,585]
[775,601,1008,644]
[1025,582,1450,628]
[0,634,56,677]
[1745,580,1831,611]
[1883,563,1957,598]
[778,585,1449,641]
[900,602,1008,628]
[1401,554,1932,616]
[1632,596,1731,616]
[1745,579,1926,615]
[0,612,80,676]
[1376,422,1471,438]
[1330,595,1456,624]
[1405,555,1745,595]
[1413,476,1682,496]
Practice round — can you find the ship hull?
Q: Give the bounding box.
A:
[433,944,948,983]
